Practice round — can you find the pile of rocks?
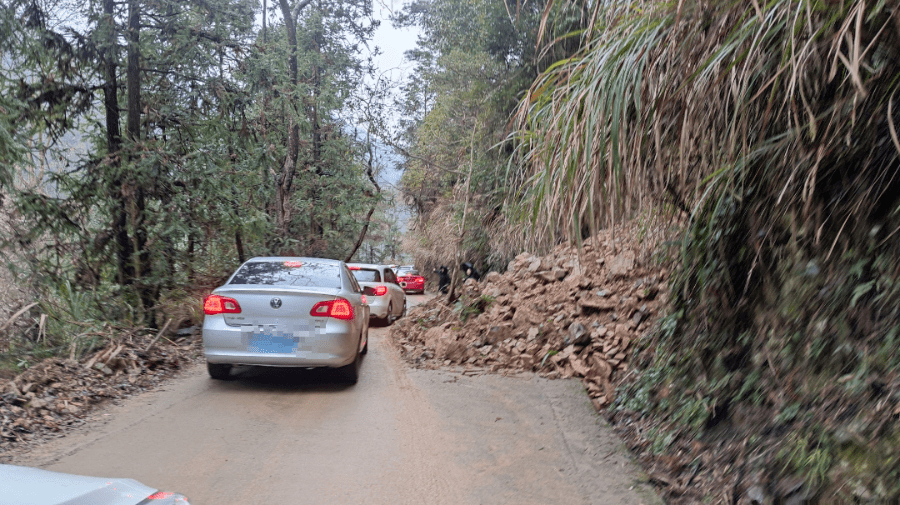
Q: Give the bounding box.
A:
[391,224,671,408]
[0,330,200,458]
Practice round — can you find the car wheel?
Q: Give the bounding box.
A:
[400,299,407,318]
[338,348,361,384]
[207,362,232,380]
[385,301,395,325]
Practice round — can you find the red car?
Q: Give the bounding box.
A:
[397,269,425,294]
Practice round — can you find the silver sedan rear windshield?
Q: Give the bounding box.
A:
[229,261,342,288]
[351,269,381,282]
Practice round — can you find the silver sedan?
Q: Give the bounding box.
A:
[347,263,407,325]
[202,257,370,383]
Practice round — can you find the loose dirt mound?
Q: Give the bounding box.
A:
[391,223,671,409]
[0,330,200,460]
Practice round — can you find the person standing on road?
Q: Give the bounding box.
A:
[461,262,480,281]
[434,266,450,293]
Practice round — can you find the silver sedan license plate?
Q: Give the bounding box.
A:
[248,331,298,354]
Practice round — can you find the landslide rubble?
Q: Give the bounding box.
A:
[391,224,671,409]
[0,329,200,459]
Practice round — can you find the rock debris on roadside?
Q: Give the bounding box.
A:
[0,332,201,460]
[390,224,670,410]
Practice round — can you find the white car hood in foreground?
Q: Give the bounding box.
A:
[0,464,185,505]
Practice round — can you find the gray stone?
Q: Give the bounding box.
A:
[568,322,590,346]
[552,267,569,281]
[632,305,649,326]
[578,297,616,313]
[536,270,557,283]
[746,484,773,505]
[28,398,49,410]
[486,324,513,345]
[607,251,636,278]
[93,363,114,376]
[175,326,199,337]
[4,381,21,397]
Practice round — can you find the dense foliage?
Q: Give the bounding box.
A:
[0,0,387,366]
[390,0,586,275]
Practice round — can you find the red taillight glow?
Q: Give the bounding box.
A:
[310,298,354,320]
[147,491,174,500]
[348,266,361,270]
[284,261,304,267]
[203,294,241,315]
[373,285,388,296]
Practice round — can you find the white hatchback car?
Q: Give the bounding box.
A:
[347,263,407,325]
[202,257,370,383]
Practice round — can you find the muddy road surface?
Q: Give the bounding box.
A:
[12,294,661,505]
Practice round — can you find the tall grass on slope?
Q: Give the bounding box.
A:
[510,0,900,247]
[508,1,673,249]
[511,0,900,501]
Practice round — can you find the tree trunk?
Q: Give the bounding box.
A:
[344,140,381,262]
[276,0,303,242]
[126,0,141,144]
[125,0,154,324]
[235,230,246,263]
[345,205,376,262]
[101,0,133,286]
[102,0,121,155]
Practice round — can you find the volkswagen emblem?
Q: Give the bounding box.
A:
[270,297,282,309]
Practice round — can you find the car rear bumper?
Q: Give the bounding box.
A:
[367,297,389,319]
[202,317,359,368]
[204,350,355,367]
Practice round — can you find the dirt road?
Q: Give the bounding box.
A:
[12,294,661,504]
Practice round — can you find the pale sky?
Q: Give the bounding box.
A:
[370,0,419,81]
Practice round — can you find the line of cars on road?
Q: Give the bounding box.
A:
[0,259,428,504]
[0,259,426,505]
[201,257,427,384]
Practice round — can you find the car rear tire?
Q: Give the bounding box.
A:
[207,362,232,380]
[338,348,361,384]
[400,299,407,318]
[385,301,395,325]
